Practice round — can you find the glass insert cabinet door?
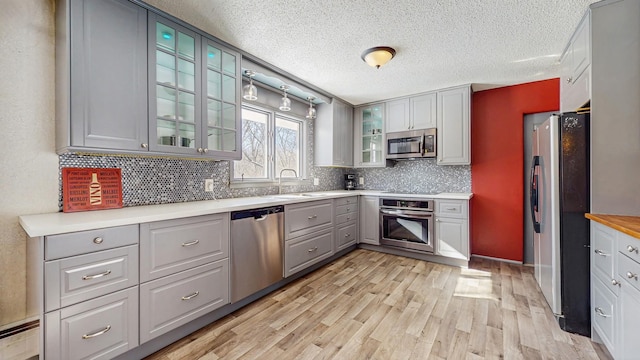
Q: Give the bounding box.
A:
[151,17,201,153]
[359,104,384,165]
[204,38,240,155]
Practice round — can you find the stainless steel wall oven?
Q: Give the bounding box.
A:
[379,198,435,253]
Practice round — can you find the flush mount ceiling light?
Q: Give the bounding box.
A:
[306,96,316,119]
[279,85,291,111]
[242,70,258,101]
[361,46,396,69]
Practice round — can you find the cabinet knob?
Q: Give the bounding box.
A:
[626,271,638,280]
[203,148,209,153]
[197,148,204,153]
[435,218,440,222]
[93,237,103,244]
[627,245,638,254]
[141,143,148,149]
[612,279,621,286]
[566,77,573,83]
[308,247,318,253]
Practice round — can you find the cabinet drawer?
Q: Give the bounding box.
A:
[44,287,138,360]
[284,229,333,277]
[436,200,467,218]
[336,223,357,250]
[140,214,229,282]
[617,231,640,265]
[45,245,138,313]
[45,224,138,260]
[140,260,229,343]
[592,276,616,353]
[336,212,358,225]
[335,203,358,216]
[618,252,640,293]
[592,222,617,281]
[335,196,358,206]
[285,200,333,240]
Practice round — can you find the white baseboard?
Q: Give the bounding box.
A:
[471,254,524,265]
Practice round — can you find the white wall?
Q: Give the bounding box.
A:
[0,0,58,326]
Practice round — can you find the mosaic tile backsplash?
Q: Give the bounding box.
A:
[58,154,345,209]
[351,159,471,193]
[58,156,470,210]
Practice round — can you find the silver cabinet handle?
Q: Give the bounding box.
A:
[594,249,609,257]
[345,233,351,238]
[612,279,621,286]
[82,269,112,280]
[435,219,440,222]
[446,207,457,211]
[308,215,318,220]
[181,291,199,301]
[346,208,351,212]
[308,247,318,253]
[181,239,200,247]
[346,216,351,221]
[627,245,638,254]
[93,237,104,244]
[141,143,148,149]
[82,325,111,339]
[566,77,573,83]
[203,148,209,153]
[594,307,610,318]
[626,271,638,280]
[197,148,204,153]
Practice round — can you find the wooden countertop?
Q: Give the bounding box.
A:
[586,214,640,240]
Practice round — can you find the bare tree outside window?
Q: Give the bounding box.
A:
[233,106,305,182]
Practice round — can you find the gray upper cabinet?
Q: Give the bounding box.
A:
[385,93,436,133]
[436,85,471,165]
[57,0,148,153]
[149,15,242,160]
[314,99,354,167]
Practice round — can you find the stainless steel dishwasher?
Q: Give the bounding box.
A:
[230,205,284,303]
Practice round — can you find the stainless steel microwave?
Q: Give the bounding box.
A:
[386,128,436,160]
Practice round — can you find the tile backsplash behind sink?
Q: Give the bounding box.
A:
[58,153,345,210]
[58,154,470,210]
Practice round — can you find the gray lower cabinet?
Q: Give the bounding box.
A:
[36,225,141,360]
[44,287,139,360]
[335,197,358,251]
[139,260,229,343]
[140,214,230,282]
[284,200,335,277]
[435,199,470,260]
[139,214,230,343]
[359,196,380,245]
[57,0,148,153]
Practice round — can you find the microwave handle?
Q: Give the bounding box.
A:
[421,134,425,156]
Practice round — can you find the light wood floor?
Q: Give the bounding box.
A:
[146,249,612,360]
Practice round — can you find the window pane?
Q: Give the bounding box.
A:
[275,117,300,178]
[233,108,268,179]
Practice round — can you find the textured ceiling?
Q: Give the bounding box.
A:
[143,0,598,105]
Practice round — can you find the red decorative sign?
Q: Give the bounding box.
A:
[62,168,123,212]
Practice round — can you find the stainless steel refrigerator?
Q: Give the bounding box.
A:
[529,112,590,336]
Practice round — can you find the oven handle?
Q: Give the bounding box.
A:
[380,209,433,219]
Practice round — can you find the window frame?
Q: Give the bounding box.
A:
[231,103,308,187]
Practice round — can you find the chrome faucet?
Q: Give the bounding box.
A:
[278,168,298,194]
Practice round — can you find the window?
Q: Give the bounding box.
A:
[233,105,305,183]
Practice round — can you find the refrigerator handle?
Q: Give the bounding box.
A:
[530,156,541,233]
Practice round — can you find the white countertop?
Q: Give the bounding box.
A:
[19,190,473,237]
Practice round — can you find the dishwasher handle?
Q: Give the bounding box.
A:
[231,205,284,221]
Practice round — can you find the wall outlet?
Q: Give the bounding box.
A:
[359,176,365,185]
[313,178,319,186]
[204,179,214,192]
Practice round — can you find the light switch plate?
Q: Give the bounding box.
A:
[359,177,364,185]
[204,179,214,192]
[313,178,319,186]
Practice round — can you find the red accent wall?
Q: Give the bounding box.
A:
[471,79,559,262]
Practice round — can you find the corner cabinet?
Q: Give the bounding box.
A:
[354,103,386,168]
[560,10,590,112]
[314,99,354,167]
[56,0,242,160]
[149,14,241,160]
[57,0,149,153]
[436,85,471,165]
[359,196,380,245]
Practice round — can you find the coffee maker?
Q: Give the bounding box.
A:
[344,174,357,190]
